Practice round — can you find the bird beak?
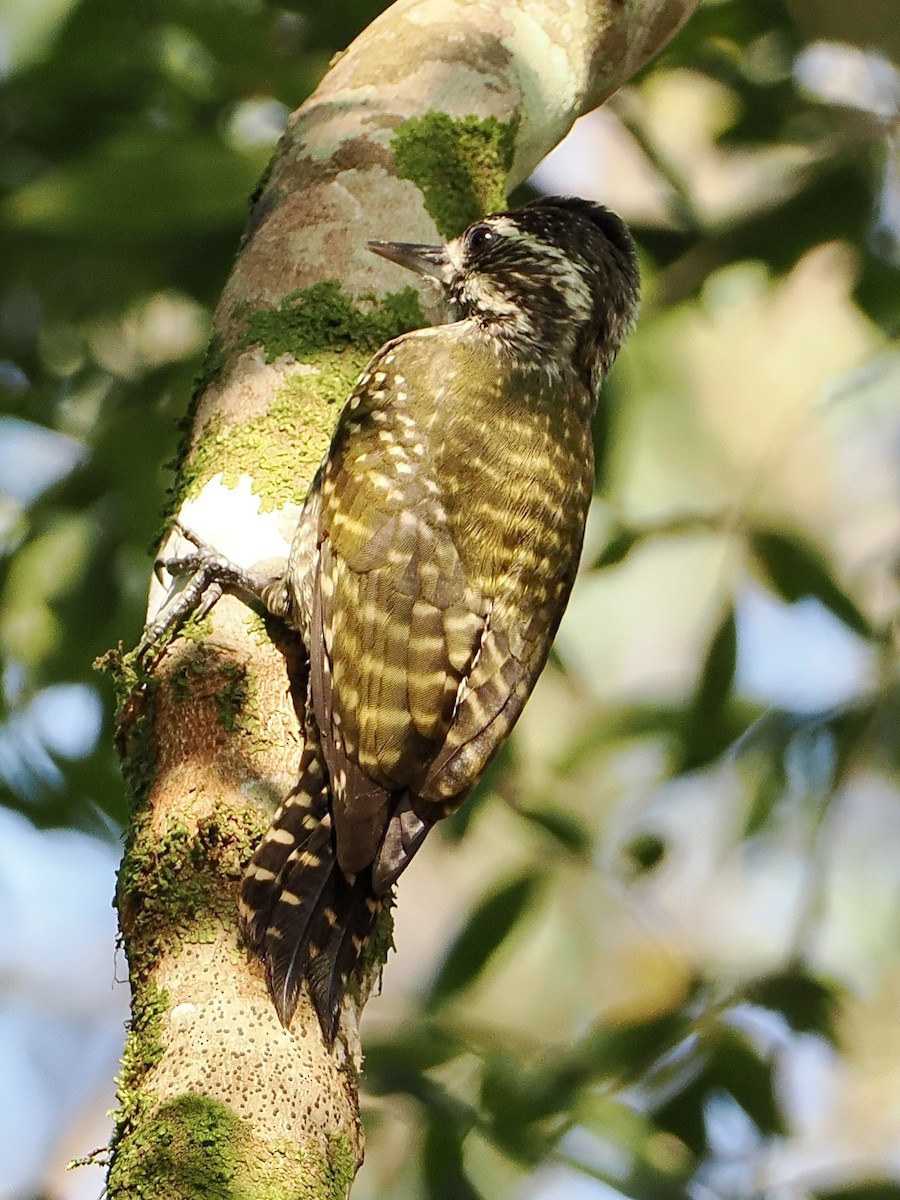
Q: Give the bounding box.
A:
[368,240,451,283]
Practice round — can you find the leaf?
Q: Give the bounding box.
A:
[654,1027,786,1153]
[479,1056,554,1163]
[422,1119,485,1200]
[576,1010,694,1090]
[732,705,867,836]
[679,606,738,771]
[694,607,737,720]
[516,804,592,858]
[3,133,267,236]
[621,831,667,873]
[593,526,640,569]
[575,1095,695,1199]
[554,704,685,777]
[745,971,841,1040]
[749,529,874,638]
[481,1009,696,1143]
[365,1054,476,1125]
[424,872,541,1009]
[363,1024,464,1083]
[738,751,787,838]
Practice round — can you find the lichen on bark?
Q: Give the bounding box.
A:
[171,282,426,512]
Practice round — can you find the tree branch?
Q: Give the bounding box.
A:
[107,0,697,1194]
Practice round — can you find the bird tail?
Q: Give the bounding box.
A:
[239,746,383,1042]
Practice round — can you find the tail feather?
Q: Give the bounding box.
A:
[305,870,383,1042]
[238,743,329,953]
[239,745,385,1042]
[263,832,339,1026]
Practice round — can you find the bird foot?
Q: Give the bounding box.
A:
[137,520,269,660]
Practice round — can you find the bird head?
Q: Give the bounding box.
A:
[369,195,640,392]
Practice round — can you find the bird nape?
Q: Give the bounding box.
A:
[145,195,640,1043]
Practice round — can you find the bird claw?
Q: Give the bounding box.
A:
[137,521,266,662]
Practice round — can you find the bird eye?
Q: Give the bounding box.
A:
[465,224,496,256]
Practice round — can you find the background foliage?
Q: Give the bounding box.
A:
[1,0,899,1197]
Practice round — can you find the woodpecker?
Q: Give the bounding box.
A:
[150,195,640,1043]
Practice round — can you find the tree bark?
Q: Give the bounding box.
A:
[107,1,697,1195]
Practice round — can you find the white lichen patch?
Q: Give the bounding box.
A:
[169,1003,199,1025]
[146,477,296,623]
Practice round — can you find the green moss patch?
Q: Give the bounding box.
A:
[108,1101,355,1199]
[392,112,517,238]
[172,283,425,512]
[239,279,423,363]
[175,352,346,510]
[107,1093,248,1199]
[96,645,161,806]
[108,980,169,1170]
[346,898,395,1005]
[215,662,251,732]
[322,1131,355,1200]
[117,807,266,979]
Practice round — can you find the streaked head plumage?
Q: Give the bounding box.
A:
[370,195,640,391]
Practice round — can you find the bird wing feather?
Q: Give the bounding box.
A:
[309,349,581,885]
[309,368,487,876]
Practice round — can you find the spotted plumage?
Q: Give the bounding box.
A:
[237,196,640,1041]
[152,196,640,1043]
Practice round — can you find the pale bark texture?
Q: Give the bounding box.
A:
[108,0,697,1195]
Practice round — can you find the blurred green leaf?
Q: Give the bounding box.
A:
[737,747,787,837]
[749,529,874,638]
[1,509,105,668]
[4,132,268,235]
[515,804,593,858]
[554,703,685,777]
[574,1095,696,1199]
[732,708,810,758]
[475,1009,699,1164]
[425,872,542,1010]
[363,1024,464,1084]
[732,703,870,836]
[365,1057,476,1127]
[2,0,82,76]
[593,526,640,569]
[622,830,667,873]
[489,1010,694,1141]
[679,606,738,771]
[654,1026,785,1152]
[422,1119,485,1200]
[654,0,800,72]
[480,1055,555,1138]
[649,164,879,312]
[479,1054,559,1163]
[745,971,841,1040]
[575,1010,695,1090]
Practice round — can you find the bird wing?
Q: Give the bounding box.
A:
[309,358,488,876]
[310,349,585,885]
